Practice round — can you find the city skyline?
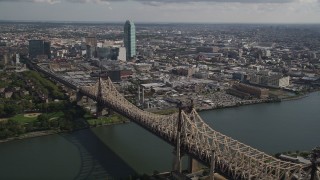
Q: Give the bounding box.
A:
[1,0,320,23]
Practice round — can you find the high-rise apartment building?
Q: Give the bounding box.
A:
[124,20,136,60]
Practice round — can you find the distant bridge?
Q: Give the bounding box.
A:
[28,61,318,180]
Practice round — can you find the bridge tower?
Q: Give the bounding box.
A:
[96,77,103,117]
[209,150,216,180]
[310,147,320,180]
[173,101,183,173]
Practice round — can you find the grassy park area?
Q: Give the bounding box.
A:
[10,114,40,124]
[8,112,64,124]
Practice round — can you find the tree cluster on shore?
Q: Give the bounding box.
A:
[0,101,88,140]
[0,71,66,118]
[0,70,90,140]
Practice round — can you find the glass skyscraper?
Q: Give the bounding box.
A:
[124,20,136,60]
[29,40,44,59]
[28,40,51,59]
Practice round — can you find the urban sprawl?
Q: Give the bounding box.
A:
[1,22,320,113]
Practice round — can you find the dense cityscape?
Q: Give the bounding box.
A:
[0,20,319,179]
[2,22,320,109]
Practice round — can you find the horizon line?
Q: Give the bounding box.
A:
[1,19,320,25]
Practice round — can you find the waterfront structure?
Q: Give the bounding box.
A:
[231,83,269,99]
[28,40,51,59]
[268,75,290,88]
[124,20,136,60]
[249,72,290,88]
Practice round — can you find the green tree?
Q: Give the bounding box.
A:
[0,104,5,117]
[0,129,10,139]
[25,123,34,132]
[6,119,25,136]
[4,104,22,116]
[37,114,50,129]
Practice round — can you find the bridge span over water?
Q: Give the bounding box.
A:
[28,62,318,180]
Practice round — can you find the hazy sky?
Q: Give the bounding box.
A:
[0,0,320,23]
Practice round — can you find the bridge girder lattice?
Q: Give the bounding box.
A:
[80,77,313,180]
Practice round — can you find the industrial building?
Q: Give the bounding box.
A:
[229,83,269,99]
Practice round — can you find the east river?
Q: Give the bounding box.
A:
[0,92,319,179]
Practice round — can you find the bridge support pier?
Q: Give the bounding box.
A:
[107,108,113,116]
[76,91,84,103]
[173,102,183,173]
[209,150,215,180]
[172,150,182,173]
[96,101,103,118]
[188,157,202,173]
[96,77,103,118]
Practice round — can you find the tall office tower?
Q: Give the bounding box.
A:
[28,40,51,59]
[85,33,97,47]
[43,41,51,59]
[29,40,44,59]
[124,20,136,60]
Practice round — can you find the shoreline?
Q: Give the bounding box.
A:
[281,94,309,101]
[196,99,279,112]
[0,120,129,144]
[0,130,59,144]
[147,92,314,114]
[197,91,319,112]
[1,91,317,144]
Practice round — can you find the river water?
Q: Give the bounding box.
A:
[0,92,319,179]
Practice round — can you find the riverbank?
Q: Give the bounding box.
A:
[0,130,58,143]
[281,89,320,101]
[150,92,314,114]
[1,91,316,144]
[281,94,309,101]
[197,91,319,112]
[0,120,130,144]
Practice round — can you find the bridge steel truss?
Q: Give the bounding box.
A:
[79,77,310,180]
